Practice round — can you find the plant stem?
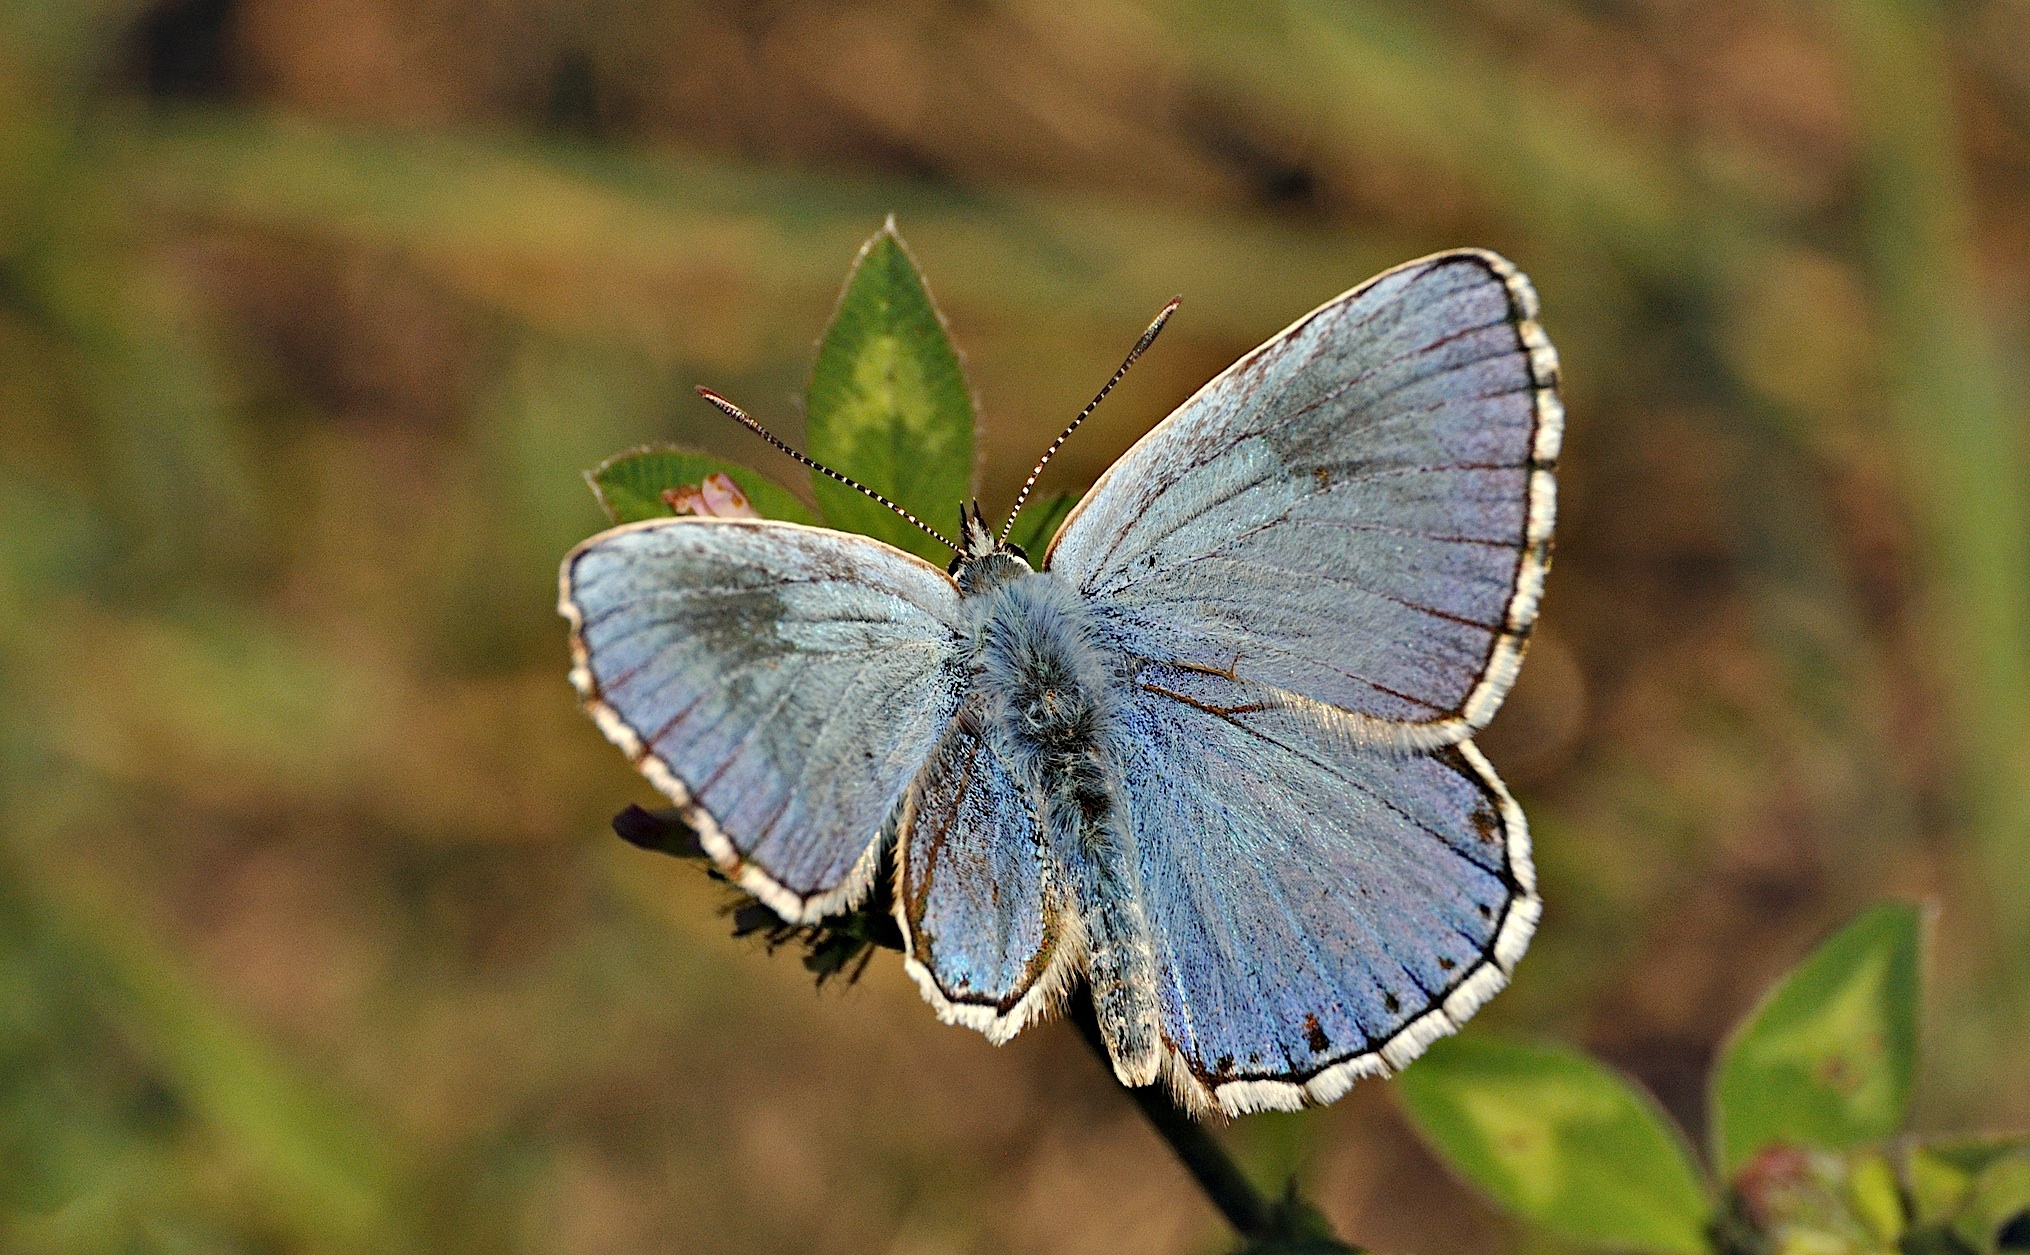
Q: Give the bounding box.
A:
[1067,989,1275,1240]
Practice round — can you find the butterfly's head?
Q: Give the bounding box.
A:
[949,501,1032,595]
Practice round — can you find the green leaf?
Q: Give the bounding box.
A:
[1712,902,1923,1176]
[586,445,816,526]
[1955,1152,2030,1255]
[805,218,975,562]
[1904,1137,2030,1253]
[1396,1034,1711,1254]
[1006,491,1077,560]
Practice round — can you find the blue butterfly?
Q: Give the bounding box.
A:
[560,250,1560,1116]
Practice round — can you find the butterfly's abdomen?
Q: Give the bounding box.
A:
[966,574,1161,1084]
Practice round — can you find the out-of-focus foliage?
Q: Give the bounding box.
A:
[1716,1137,2030,1255]
[1711,903,1921,1176]
[1398,1035,1712,1254]
[2,0,2028,1252]
[1399,901,2016,1255]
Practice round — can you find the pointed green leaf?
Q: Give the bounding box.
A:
[1397,1034,1711,1254]
[587,445,816,526]
[1006,491,1077,560]
[805,218,975,561]
[1712,903,1922,1176]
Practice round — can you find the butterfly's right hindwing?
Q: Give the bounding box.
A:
[561,518,965,923]
[1113,678,1540,1116]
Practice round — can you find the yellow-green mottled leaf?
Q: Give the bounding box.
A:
[587,445,816,527]
[1712,903,1922,1176]
[805,219,974,561]
[1397,1034,1711,1253]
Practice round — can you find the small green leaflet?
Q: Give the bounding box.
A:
[587,446,816,526]
[1397,1034,1711,1254]
[804,218,976,563]
[1710,902,1922,1177]
[1006,491,1077,559]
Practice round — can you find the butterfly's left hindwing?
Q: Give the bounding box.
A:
[896,705,1077,1042]
[562,519,964,923]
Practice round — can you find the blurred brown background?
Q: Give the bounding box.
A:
[3,1,2029,1251]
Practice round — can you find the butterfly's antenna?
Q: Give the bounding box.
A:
[696,387,958,553]
[1000,297,1180,543]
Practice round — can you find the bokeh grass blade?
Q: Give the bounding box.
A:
[803,220,975,561]
[1396,1034,1711,1254]
[1833,0,2030,964]
[1,809,404,1252]
[122,110,1410,355]
[588,446,817,526]
[1146,0,1696,284]
[1711,903,1922,1177]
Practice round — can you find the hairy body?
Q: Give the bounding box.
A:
[957,545,1161,1083]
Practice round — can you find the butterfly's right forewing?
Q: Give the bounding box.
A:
[562,518,965,923]
[1048,250,1559,743]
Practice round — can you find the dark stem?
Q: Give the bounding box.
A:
[1067,988,1275,1240]
[611,807,1353,1249]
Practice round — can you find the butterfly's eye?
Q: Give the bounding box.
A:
[1003,541,1030,563]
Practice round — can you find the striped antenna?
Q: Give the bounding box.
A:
[695,387,958,553]
[1000,297,1180,543]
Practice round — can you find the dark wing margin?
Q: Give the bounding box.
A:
[561,518,965,923]
[1048,249,1562,746]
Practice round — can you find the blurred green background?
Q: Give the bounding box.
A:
[3,0,2028,1251]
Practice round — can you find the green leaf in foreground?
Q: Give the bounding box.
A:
[587,445,816,526]
[1711,902,1922,1177]
[805,217,975,562]
[1007,491,1077,559]
[1397,1034,1711,1255]
[1904,1136,2030,1253]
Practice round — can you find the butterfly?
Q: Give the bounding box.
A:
[560,249,1560,1116]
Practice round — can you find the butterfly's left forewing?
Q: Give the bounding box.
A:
[562,518,964,923]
